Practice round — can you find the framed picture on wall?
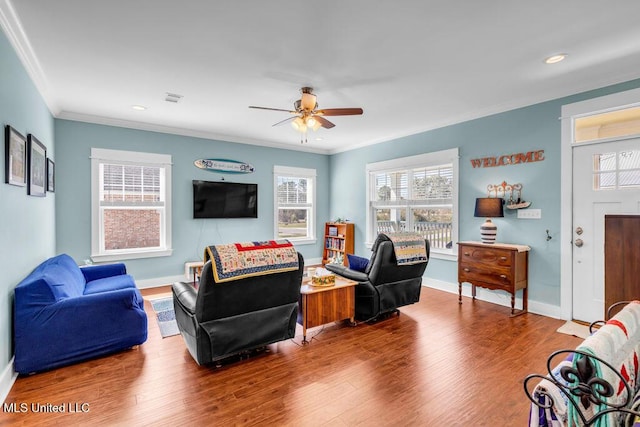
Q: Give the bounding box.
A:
[47,158,55,192]
[27,134,46,197]
[4,125,27,187]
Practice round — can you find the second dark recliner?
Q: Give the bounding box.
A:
[325,234,430,321]
[172,252,304,365]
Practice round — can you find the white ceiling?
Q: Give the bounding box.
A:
[2,1,640,154]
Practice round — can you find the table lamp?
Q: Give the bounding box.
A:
[474,197,504,244]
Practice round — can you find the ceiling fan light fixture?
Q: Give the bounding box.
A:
[307,117,321,131]
[300,91,317,111]
[291,117,306,132]
[250,86,363,138]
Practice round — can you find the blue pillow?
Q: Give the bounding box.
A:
[348,254,369,272]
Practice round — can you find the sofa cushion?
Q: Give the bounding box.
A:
[40,254,87,299]
[348,254,370,272]
[84,274,136,295]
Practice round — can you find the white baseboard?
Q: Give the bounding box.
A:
[305,257,323,267]
[135,257,324,290]
[0,357,17,404]
[422,277,562,319]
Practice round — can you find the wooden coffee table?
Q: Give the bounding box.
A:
[297,276,358,344]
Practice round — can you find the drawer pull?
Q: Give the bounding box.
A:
[464,252,470,256]
[499,274,507,279]
[464,268,470,272]
[500,257,507,261]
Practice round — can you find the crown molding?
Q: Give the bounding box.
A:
[57,110,331,155]
[0,0,58,114]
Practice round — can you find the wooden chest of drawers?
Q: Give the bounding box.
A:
[457,241,530,316]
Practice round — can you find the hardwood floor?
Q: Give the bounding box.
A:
[2,286,581,426]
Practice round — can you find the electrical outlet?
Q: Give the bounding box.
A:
[517,209,542,219]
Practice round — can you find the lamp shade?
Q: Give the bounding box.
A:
[474,197,504,218]
[474,198,503,244]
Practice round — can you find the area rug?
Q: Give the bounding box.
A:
[556,320,592,339]
[150,297,179,338]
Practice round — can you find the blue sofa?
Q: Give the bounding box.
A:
[14,254,147,374]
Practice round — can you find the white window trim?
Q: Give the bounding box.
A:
[559,86,640,320]
[273,165,317,245]
[365,148,459,261]
[90,148,173,262]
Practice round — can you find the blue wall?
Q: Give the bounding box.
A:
[3,10,640,390]
[54,120,330,281]
[0,31,55,376]
[329,78,640,307]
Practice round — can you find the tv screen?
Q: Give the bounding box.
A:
[193,180,258,218]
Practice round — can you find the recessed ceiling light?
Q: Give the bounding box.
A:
[544,54,567,64]
[132,105,147,111]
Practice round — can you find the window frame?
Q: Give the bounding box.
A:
[273,165,317,245]
[365,148,459,261]
[91,148,173,262]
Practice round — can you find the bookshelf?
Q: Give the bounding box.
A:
[322,222,354,266]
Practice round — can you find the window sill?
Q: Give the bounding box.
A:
[91,248,173,263]
[284,238,317,246]
[364,242,457,261]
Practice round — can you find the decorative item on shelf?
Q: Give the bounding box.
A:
[474,197,504,244]
[487,181,531,210]
[332,253,344,265]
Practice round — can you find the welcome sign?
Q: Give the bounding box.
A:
[470,150,545,168]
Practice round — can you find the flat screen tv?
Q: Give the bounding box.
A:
[193,180,258,218]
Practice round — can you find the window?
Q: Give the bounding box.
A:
[366,148,458,259]
[274,165,316,244]
[592,150,640,190]
[574,106,640,143]
[91,148,172,262]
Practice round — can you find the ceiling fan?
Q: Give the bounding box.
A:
[249,87,363,142]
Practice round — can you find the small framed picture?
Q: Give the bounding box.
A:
[27,134,46,197]
[47,158,55,192]
[4,125,27,187]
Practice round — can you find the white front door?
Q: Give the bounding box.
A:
[572,138,640,322]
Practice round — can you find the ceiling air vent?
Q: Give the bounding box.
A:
[165,92,183,103]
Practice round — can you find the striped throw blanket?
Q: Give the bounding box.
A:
[384,233,428,265]
[529,301,640,427]
[204,240,299,283]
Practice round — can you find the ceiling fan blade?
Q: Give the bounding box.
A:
[272,116,296,127]
[315,116,335,129]
[316,108,363,116]
[249,106,297,113]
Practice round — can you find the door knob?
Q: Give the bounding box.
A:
[575,238,584,247]
[575,227,583,235]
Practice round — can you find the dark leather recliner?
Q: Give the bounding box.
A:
[171,253,303,365]
[325,234,430,321]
